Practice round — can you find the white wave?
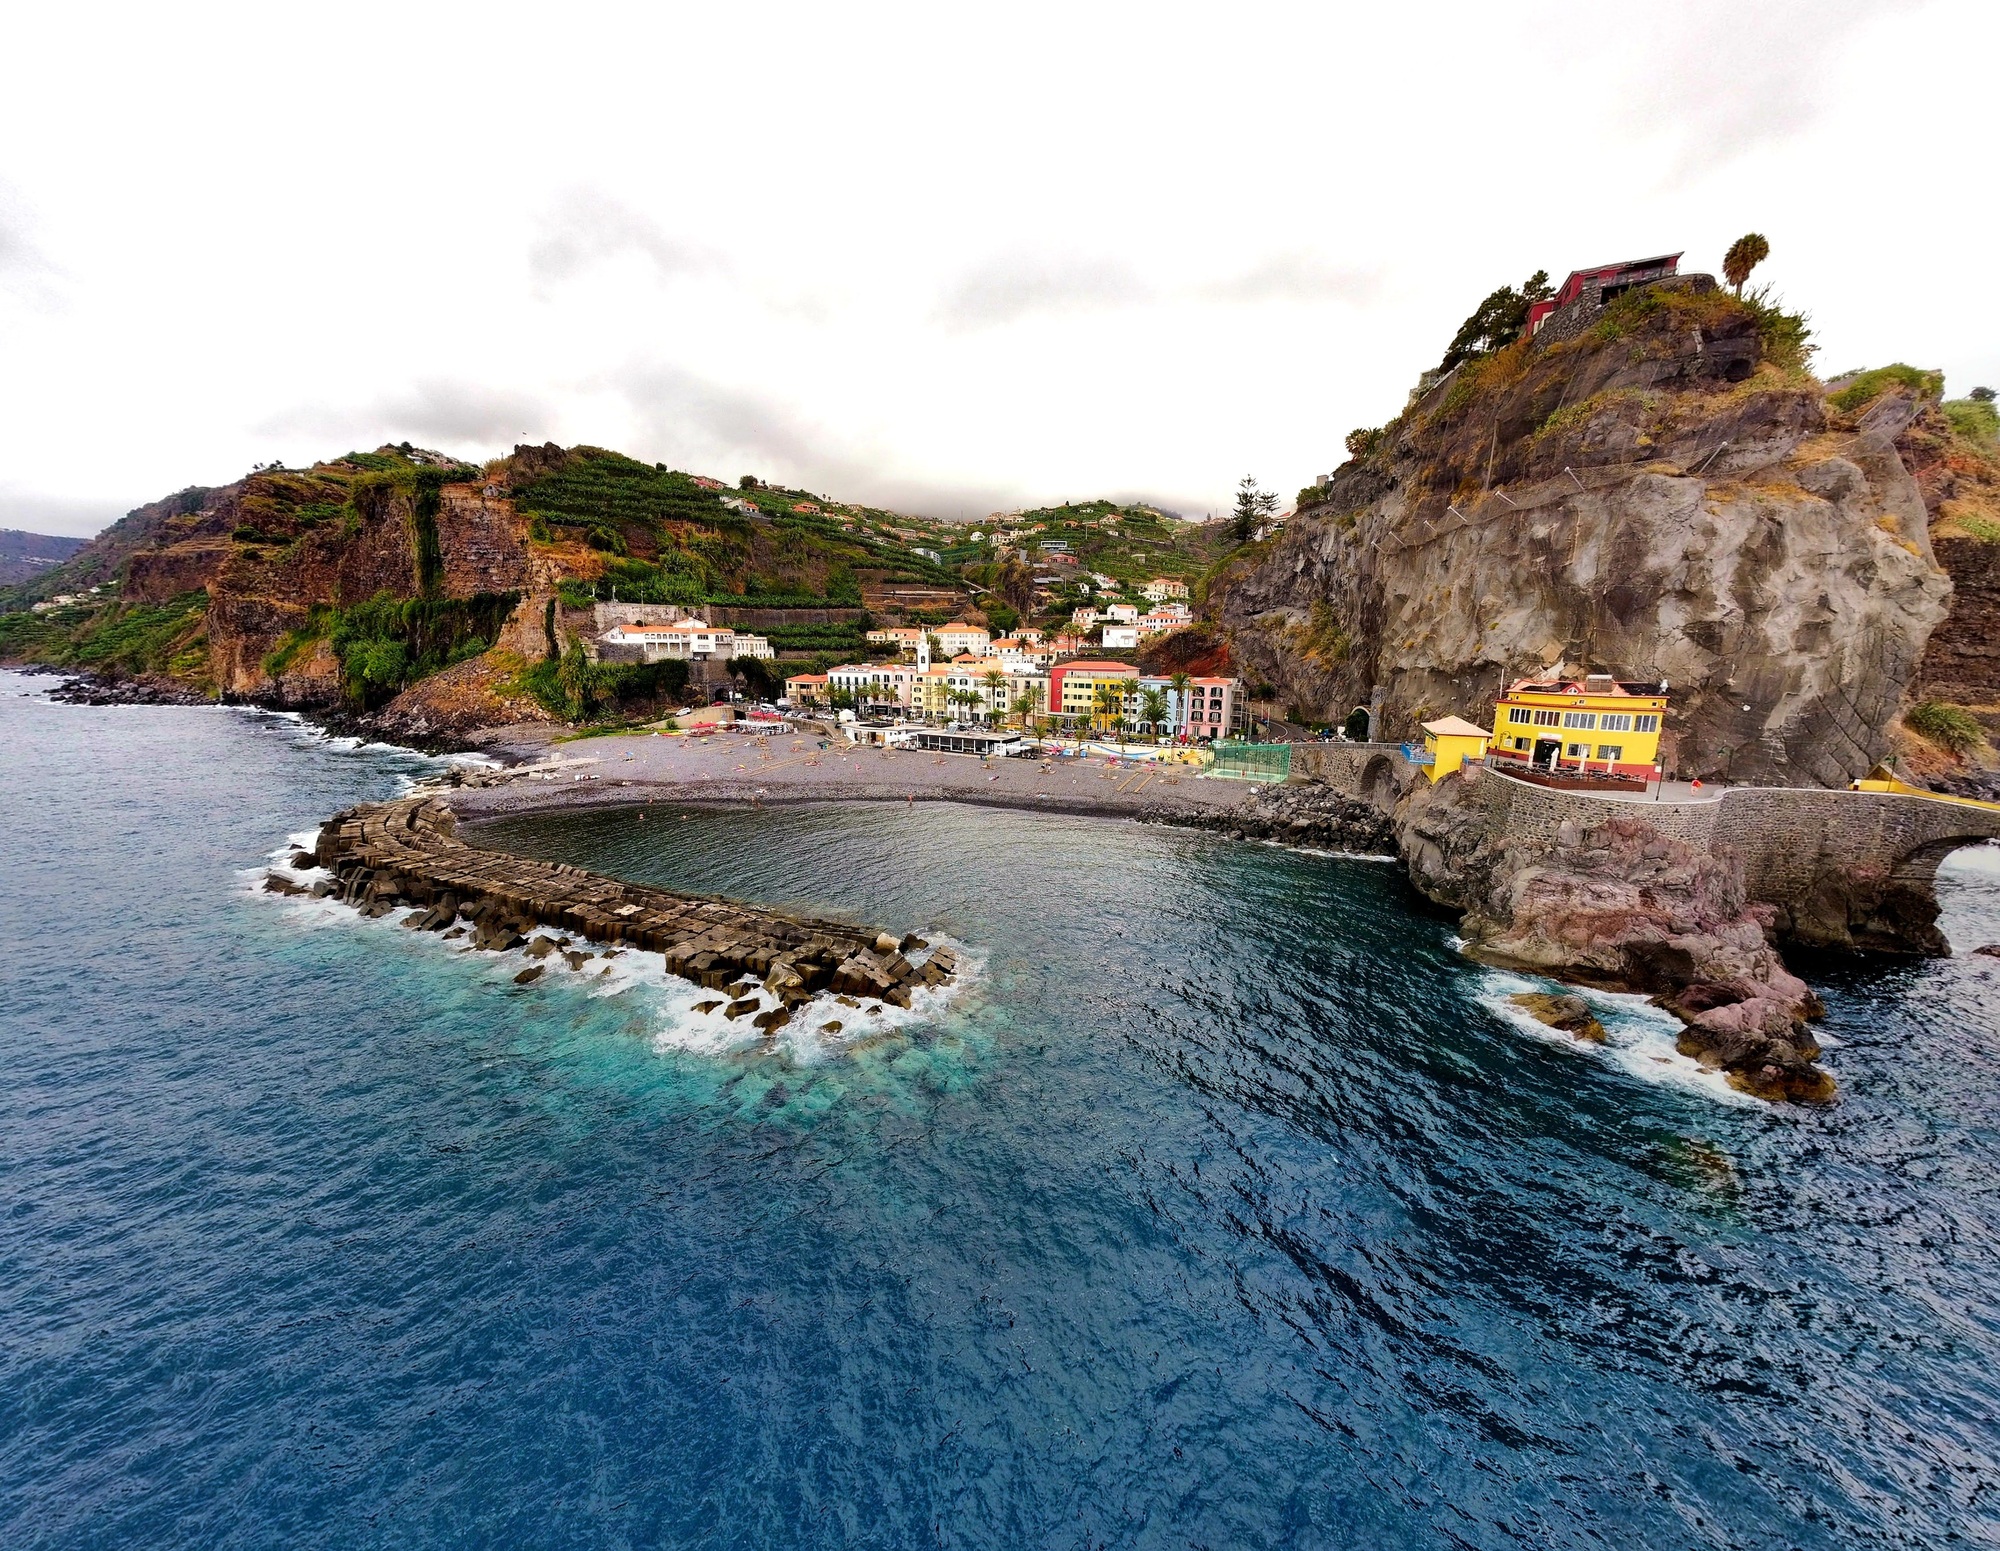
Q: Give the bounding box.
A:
[1472,968,1758,1107]
[1275,842,1400,864]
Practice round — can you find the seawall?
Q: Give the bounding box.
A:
[1284,743,2000,954]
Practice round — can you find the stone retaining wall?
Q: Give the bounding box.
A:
[1287,750,2000,949]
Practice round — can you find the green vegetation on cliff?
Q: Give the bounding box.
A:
[517,448,961,609]
[0,591,210,681]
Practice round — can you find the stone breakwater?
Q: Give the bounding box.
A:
[294,795,951,1026]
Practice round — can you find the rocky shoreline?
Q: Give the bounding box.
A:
[1207,776,1840,1103]
[291,794,952,1032]
[24,663,1940,1105]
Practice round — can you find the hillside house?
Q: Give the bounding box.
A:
[1527,254,1683,340]
[1142,577,1189,602]
[784,672,829,706]
[936,621,991,656]
[601,618,735,662]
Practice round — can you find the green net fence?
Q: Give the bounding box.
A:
[1209,742,1293,783]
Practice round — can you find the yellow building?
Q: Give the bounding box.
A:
[1050,660,1141,729]
[1489,673,1666,778]
[1418,716,1492,782]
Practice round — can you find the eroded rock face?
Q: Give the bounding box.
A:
[1212,284,1951,787]
[1396,774,1833,1102]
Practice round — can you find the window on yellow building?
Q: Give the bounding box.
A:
[1562,711,1596,729]
[1596,744,1623,761]
[1635,714,1659,732]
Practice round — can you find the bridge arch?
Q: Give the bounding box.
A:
[1360,752,1401,813]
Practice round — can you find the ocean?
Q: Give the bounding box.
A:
[4,669,1999,1549]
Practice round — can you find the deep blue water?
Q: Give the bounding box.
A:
[4,672,2000,1550]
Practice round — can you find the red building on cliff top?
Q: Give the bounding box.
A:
[1527,253,1682,336]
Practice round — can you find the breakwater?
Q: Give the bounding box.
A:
[300,795,951,1021]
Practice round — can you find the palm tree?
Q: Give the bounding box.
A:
[1723,233,1769,294]
[1010,692,1034,729]
[1169,672,1192,742]
[1091,681,1121,736]
[1140,688,1169,742]
[982,668,1007,723]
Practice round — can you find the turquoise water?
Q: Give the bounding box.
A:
[4,670,2000,1549]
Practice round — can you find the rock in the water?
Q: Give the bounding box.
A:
[563,950,592,970]
[874,932,901,955]
[289,850,316,870]
[820,1020,843,1034]
[1975,944,2000,959]
[523,936,558,960]
[513,965,544,985]
[753,1007,792,1033]
[1508,992,1607,1043]
[693,999,723,1014]
[442,926,466,940]
[725,997,760,1020]
[900,933,927,952]
[262,873,304,897]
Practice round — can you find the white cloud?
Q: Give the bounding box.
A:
[0,0,1989,537]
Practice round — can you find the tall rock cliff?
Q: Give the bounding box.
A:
[1210,278,1952,787]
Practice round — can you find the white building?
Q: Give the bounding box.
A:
[1101,624,1141,649]
[731,634,774,660]
[1142,577,1190,602]
[866,626,926,656]
[601,618,736,661]
[1102,603,1139,623]
[935,621,992,657]
[1070,606,1101,627]
[1092,572,1119,591]
[828,662,918,711]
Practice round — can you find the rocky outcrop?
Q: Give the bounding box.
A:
[1211,279,1951,787]
[1194,779,1396,852]
[313,795,952,1013]
[1395,772,1832,1101]
[1508,993,1605,1043]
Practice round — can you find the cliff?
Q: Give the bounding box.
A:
[1209,278,1952,787]
[0,529,88,587]
[4,443,981,736]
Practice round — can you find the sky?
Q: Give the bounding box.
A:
[1,0,1993,537]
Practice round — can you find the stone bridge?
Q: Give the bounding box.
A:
[1287,743,2000,955]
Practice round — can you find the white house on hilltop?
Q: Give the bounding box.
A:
[601,618,736,661]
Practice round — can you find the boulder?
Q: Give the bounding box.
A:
[1507,992,1606,1043]
[725,997,760,1020]
[753,1007,792,1033]
[263,873,304,897]
[513,965,544,985]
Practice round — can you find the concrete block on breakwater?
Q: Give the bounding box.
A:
[307,795,950,1010]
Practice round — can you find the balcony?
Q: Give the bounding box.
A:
[1400,742,1434,765]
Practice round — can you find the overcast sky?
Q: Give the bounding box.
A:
[1,0,1991,536]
